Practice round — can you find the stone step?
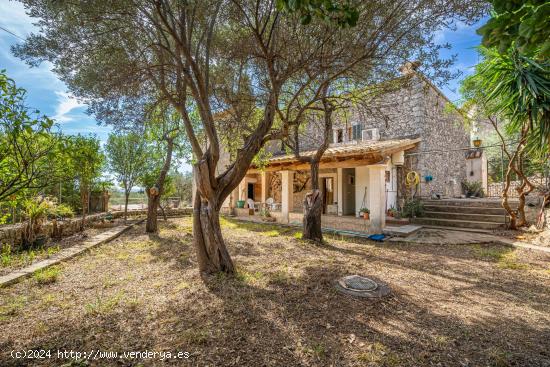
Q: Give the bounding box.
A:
[423,211,507,223]
[423,205,508,215]
[417,225,494,234]
[421,200,514,209]
[412,217,505,230]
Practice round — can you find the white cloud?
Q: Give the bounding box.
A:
[53,91,86,123]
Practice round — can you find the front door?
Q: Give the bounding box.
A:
[343,168,355,215]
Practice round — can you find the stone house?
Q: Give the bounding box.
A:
[216,63,472,232]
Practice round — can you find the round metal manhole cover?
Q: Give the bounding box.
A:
[335,275,391,299]
[338,275,378,292]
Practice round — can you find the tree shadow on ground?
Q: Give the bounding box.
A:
[1,219,549,366]
[196,262,550,367]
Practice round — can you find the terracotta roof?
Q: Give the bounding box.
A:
[268,138,421,164]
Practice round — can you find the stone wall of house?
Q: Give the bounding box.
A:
[415,78,470,197]
[0,208,192,251]
[332,75,424,141]
[331,74,469,198]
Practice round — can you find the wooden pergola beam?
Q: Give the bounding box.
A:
[247,154,383,174]
[246,140,420,174]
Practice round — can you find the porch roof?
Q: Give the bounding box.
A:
[268,138,421,164]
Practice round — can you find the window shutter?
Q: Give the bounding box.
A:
[352,125,361,140]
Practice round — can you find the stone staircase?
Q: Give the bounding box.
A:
[412,199,511,231]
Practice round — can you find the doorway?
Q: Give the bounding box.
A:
[320,177,334,214]
[247,183,255,201]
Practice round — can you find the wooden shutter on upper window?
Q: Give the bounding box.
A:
[352,124,362,140]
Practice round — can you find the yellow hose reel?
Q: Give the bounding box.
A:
[405,171,420,188]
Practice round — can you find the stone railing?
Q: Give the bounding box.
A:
[0,207,192,251]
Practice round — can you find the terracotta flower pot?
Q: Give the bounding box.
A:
[363,212,369,220]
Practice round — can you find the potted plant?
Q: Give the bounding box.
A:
[359,208,370,220]
[473,138,482,148]
[387,207,397,217]
[402,198,424,218]
[236,186,248,208]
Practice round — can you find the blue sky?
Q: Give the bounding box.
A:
[1,1,486,150]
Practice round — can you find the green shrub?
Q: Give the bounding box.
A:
[55,203,75,218]
[402,198,424,218]
[462,180,485,198]
[1,244,12,267]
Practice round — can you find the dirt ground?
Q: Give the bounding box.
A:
[1,217,549,366]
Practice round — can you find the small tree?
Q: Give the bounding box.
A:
[62,135,104,229]
[106,132,149,220]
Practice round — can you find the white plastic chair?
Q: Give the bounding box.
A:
[246,198,255,209]
[266,197,280,211]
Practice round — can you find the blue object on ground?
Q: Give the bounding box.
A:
[368,234,385,242]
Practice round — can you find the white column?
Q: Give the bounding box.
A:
[230,187,238,208]
[337,168,343,216]
[281,170,294,223]
[261,171,267,203]
[238,179,246,201]
[367,165,387,233]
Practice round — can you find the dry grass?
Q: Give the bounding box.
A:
[0,217,549,366]
[0,220,130,277]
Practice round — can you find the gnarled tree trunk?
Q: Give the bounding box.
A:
[501,168,518,230]
[146,138,174,233]
[193,195,235,274]
[303,161,323,242]
[146,192,161,232]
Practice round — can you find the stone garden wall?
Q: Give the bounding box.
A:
[0,208,192,251]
